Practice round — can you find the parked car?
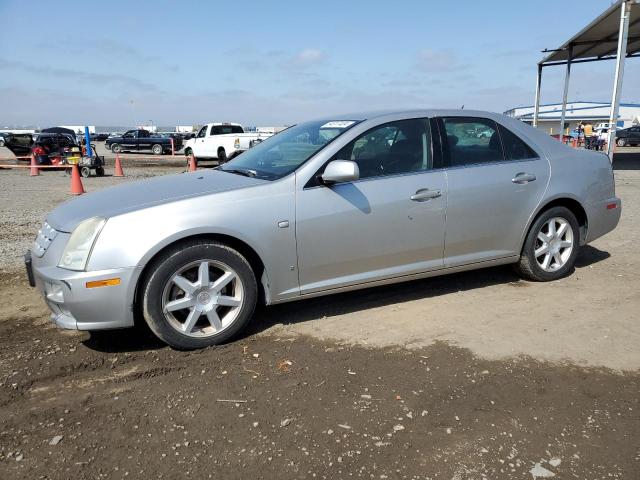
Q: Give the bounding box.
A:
[105,129,182,154]
[615,125,640,147]
[26,109,621,349]
[1,132,34,157]
[89,133,109,142]
[31,132,78,165]
[183,123,273,163]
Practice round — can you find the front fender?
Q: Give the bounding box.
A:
[87,176,299,303]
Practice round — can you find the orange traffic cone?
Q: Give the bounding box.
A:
[30,154,39,176]
[70,164,85,195]
[188,154,197,172]
[114,153,125,177]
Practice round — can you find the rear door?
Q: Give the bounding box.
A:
[137,130,150,151]
[437,116,550,266]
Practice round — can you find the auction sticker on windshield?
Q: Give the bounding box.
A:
[321,121,356,129]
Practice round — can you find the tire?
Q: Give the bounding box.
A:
[141,241,257,349]
[217,148,227,164]
[0,140,5,147]
[111,143,121,153]
[152,144,163,155]
[515,206,580,282]
[184,147,193,157]
[96,166,105,176]
[616,138,627,147]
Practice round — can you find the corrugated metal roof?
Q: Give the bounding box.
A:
[540,0,640,64]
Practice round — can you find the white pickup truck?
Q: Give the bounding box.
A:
[183,123,273,163]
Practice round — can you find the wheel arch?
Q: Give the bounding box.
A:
[132,233,269,321]
[521,195,589,251]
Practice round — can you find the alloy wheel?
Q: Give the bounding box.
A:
[161,259,244,337]
[534,217,574,272]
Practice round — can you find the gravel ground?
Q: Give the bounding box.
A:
[0,145,639,479]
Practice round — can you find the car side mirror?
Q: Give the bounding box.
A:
[321,160,360,185]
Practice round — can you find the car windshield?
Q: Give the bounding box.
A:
[218,119,360,180]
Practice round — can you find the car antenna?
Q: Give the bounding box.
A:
[460,105,465,110]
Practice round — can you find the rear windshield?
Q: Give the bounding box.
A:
[211,125,244,135]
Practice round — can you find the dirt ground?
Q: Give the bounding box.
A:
[0,145,639,479]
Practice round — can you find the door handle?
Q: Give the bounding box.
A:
[410,189,441,202]
[512,172,536,184]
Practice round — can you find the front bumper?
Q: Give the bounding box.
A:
[27,240,138,330]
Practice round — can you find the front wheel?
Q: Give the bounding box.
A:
[111,143,121,153]
[152,144,163,155]
[617,138,627,147]
[514,206,580,282]
[80,166,91,177]
[141,241,257,349]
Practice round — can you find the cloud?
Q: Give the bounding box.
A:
[415,49,462,73]
[283,49,327,69]
[0,58,159,92]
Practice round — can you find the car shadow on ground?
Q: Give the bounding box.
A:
[613,150,640,170]
[82,245,610,353]
[248,245,610,334]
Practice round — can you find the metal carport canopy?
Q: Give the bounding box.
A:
[533,0,640,160]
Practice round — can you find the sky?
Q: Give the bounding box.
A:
[1,0,639,127]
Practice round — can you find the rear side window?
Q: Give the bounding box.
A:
[497,124,538,160]
[441,117,504,166]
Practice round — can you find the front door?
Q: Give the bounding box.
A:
[438,116,550,266]
[296,118,447,294]
[121,132,137,150]
[192,125,208,157]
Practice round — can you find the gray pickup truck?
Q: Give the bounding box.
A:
[106,130,182,155]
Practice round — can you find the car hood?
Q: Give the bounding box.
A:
[47,170,265,232]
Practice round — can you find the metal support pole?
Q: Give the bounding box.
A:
[533,64,542,128]
[607,0,631,161]
[558,45,573,140]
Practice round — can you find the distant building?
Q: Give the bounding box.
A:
[504,101,640,134]
[175,126,195,133]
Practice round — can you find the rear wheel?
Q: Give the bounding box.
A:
[617,138,627,147]
[111,143,121,153]
[152,144,163,155]
[515,206,580,282]
[217,148,227,164]
[141,241,257,349]
[96,166,105,176]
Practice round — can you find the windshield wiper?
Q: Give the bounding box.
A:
[220,168,257,178]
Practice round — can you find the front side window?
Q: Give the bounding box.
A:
[197,126,207,138]
[441,117,504,166]
[333,118,432,179]
[218,119,359,180]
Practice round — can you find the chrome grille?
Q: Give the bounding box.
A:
[32,221,58,258]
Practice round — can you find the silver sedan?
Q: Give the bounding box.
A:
[27,110,621,349]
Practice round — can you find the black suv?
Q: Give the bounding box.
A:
[616,126,640,147]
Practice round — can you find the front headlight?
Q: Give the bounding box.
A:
[58,217,106,271]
